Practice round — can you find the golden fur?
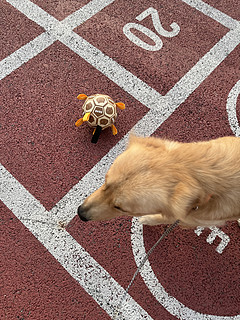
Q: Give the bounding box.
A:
[78,135,240,228]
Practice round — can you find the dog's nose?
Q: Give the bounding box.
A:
[78,205,89,222]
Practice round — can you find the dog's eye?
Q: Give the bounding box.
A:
[114,205,126,212]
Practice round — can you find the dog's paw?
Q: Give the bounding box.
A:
[139,215,157,226]
[238,219,240,227]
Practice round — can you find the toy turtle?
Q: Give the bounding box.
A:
[75,93,125,143]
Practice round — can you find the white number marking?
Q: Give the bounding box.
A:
[123,22,163,51]
[194,226,230,254]
[136,7,180,38]
[123,7,180,51]
[226,80,240,137]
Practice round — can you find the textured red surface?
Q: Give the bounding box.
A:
[0,203,110,320]
[154,44,240,141]
[67,216,177,320]
[66,43,240,318]
[0,41,148,210]
[67,218,240,318]
[144,222,240,316]
[205,0,240,20]
[31,0,90,20]
[1,0,240,319]
[75,0,228,95]
[0,0,44,61]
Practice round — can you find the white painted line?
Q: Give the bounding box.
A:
[0,32,55,80]
[164,25,240,108]
[3,0,116,81]
[5,0,240,95]
[4,0,240,94]
[131,218,240,320]
[7,0,59,30]
[0,164,153,320]
[7,0,116,34]
[180,0,240,30]
[61,0,116,30]
[226,80,240,137]
[0,165,47,223]
[59,31,162,109]
[61,25,240,111]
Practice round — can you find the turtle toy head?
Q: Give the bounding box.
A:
[75,93,125,144]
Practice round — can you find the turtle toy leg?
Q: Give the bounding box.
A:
[75,112,90,127]
[75,118,84,127]
[77,94,88,100]
[116,102,125,110]
[91,125,102,144]
[111,124,118,135]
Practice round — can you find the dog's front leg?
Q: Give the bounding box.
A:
[139,214,175,226]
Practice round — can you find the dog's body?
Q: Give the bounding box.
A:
[78,135,240,228]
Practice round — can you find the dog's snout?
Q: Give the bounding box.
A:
[78,205,90,222]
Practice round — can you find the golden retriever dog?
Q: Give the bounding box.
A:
[78,135,240,228]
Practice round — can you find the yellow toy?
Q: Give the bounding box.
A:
[75,93,125,143]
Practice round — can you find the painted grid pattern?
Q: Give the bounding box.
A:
[1,0,240,319]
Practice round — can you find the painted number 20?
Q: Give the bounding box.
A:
[123,7,180,51]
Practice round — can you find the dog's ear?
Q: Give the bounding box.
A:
[128,133,141,147]
[128,134,166,150]
[170,181,203,222]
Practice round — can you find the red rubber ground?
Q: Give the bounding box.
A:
[0,0,239,319]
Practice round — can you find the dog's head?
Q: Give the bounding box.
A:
[78,135,174,222]
[78,135,211,225]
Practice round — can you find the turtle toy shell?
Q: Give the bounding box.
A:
[75,93,125,143]
[82,94,117,130]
